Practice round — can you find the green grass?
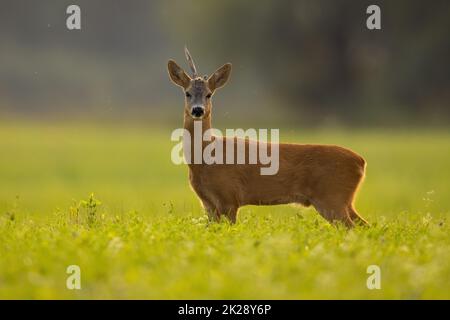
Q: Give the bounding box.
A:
[0,122,449,299]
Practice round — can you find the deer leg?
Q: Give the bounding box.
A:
[201,199,220,222]
[206,207,221,222]
[347,206,369,226]
[224,207,238,224]
[312,199,355,228]
[210,205,238,224]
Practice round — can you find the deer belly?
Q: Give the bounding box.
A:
[241,177,310,206]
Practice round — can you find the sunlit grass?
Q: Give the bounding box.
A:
[0,122,449,299]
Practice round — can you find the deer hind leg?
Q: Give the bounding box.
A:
[312,198,355,228]
[201,199,220,222]
[347,205,369,226]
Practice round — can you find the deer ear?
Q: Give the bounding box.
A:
[208,63,232,91]
[168,60,191,89]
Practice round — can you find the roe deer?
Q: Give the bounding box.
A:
[167,48,368,227]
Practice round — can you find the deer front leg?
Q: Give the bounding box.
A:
[214,205,238,224]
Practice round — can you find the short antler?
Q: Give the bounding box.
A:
[184,46,198,78]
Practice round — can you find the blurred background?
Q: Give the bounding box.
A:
[1,0,449,127]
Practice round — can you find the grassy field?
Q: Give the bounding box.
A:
[0,122,449,299]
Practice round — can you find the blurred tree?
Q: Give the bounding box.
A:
[0,0,449,125]
[161,0,450,124]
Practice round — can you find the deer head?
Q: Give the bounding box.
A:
[168,47,232,120]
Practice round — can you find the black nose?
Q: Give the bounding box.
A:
[191,107,204,117]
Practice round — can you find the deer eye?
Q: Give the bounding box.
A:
[206,93,212,99]
[185,92,191,98]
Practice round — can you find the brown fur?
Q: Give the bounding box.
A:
[168,58,368,227]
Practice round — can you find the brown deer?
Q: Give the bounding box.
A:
[167,48,368,227]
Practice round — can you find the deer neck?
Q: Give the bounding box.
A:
[183,111,213,169]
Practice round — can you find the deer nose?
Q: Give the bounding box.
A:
[191,106,205,118]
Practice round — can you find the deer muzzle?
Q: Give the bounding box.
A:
[191,105,205,119]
